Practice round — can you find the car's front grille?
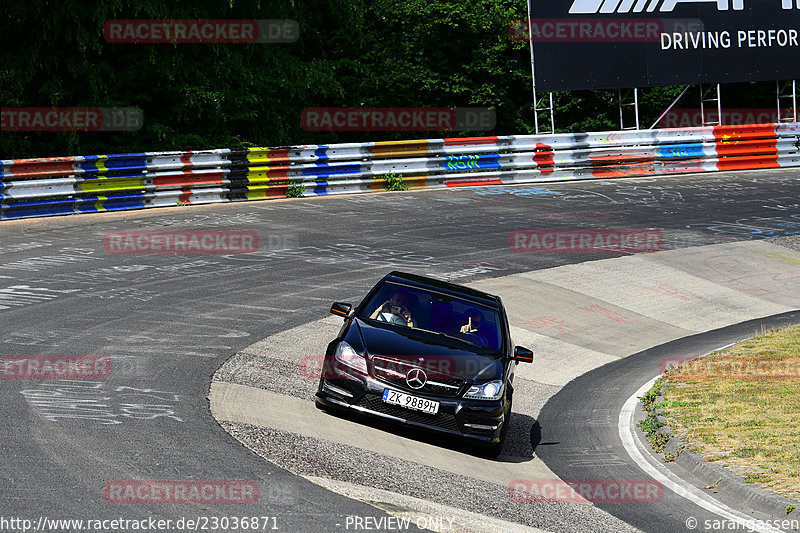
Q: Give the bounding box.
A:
[355,394,460,433]
[371,356,465,398]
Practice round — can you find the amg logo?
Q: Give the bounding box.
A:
[569,0,800,14]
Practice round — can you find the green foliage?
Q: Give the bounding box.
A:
[639,412,671,452]
[0,0,368,157]
[0,1,787,159]
[286,183,305,198]
[640,378,664,410]
[639,378,672,452]
[383,171,408,191]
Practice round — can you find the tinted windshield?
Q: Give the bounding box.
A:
[360,282,503,351]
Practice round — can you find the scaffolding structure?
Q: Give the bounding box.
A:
[777,80,798,123]
[526,0,554,134]
[699,83,723,126]
[618,88,640,130]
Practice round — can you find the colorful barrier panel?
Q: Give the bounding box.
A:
[1,123,799,219]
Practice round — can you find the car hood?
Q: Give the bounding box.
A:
[352,318,502,381]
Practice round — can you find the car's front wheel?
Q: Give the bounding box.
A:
[477,402,511,458]
[315,379,329,411]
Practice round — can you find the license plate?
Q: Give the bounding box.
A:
[382,389,440,415]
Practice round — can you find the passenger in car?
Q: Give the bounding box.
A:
[458,309,496,348]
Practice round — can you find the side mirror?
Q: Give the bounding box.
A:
[330,302,353,318]
[514,346,534,363]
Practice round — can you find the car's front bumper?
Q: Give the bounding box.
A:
[316,365,507,443]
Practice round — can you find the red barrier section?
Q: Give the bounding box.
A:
[6,160,77,178]
[714,124,779,170]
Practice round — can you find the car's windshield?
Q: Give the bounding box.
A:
[360,282,503,351]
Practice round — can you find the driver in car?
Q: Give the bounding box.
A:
[369,290,415,327]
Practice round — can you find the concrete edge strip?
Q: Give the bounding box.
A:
[619,376,786,533]
[672,447,800,520]
[301,474,551,533]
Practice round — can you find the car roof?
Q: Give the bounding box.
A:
[382,271,501,309]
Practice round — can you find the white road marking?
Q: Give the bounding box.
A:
[569,188,620,204]
[619,376,783,533]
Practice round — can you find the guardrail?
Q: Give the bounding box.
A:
[2,122,799,219]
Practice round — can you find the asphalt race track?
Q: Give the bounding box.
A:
[1,169,799,532]
[536,311,800,533]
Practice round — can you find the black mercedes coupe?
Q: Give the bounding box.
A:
[315,271,533,457]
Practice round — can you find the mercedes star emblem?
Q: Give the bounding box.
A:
[405,368,427,389]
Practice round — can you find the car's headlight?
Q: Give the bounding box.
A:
[464,380,504,400]
[334,341,368,374]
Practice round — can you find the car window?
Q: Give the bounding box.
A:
[360,282,503,351]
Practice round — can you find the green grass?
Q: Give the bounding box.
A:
[651,324,800,502]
